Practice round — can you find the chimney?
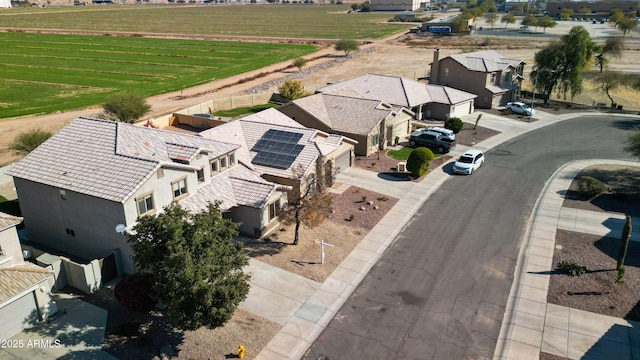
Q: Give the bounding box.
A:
[430,48,440,84]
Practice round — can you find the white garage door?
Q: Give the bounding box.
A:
[452,101,473,118]
[0,292,38,341]
[334,150,351,174]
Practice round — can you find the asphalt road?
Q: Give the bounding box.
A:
[303,115,637,360]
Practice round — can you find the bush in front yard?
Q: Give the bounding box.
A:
[578,176,606,199]
[406,147,434,177]
[444,117,464,134]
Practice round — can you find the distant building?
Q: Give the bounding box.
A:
[545,1,639,18]
[0,0,11,7]
[371,0,422,11]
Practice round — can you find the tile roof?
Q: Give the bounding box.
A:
[318,74,431,108]
[317,73,477,107]
[288,93,395,136]
[448,50,524,73]
[0,212,22,232]
[180,164,284,212]
[7,117,238,203]
[0,265,52,304]
[200,109,324,179]
[425,84,477,104]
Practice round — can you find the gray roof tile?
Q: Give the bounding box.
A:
[317,73,476,107]
[8,117,238,203]
[448,50,524,73]
[290,93,394,135]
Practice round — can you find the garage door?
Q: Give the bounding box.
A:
[334,150,351,174]
[452,101,473,118]
[391,119,410,139]
[0,292,38,341]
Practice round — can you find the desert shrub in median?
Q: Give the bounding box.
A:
[558,260,587,276]
[444,117,464,134]
[578,176,606,198]
[406,147,434,177]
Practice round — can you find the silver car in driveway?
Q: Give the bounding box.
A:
[506,102,535,116]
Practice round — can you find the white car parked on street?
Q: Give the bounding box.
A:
[506,102,535,116]
[453,149,485,175]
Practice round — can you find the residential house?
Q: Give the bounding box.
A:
[316,73,477,121]
[430,49,525,109]
[278,93,414,156]
[8,117,290,275]
[0,213,57,341]
[200,108,356,198]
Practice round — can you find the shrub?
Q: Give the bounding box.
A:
[406,147,434,177]
[577,176,606,198]
[558,260,587,276]
[444,117,464,134]
[616,266,625,284]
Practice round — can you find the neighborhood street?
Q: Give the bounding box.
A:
[303,115,633,359]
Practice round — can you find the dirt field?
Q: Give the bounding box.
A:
[1,26,639,166]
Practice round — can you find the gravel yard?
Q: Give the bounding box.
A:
[543,165,640,359]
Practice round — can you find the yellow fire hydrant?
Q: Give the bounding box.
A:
[238,344,245,359]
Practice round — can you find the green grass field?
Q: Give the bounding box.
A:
[0,32,317,118]
[0,5,408,39]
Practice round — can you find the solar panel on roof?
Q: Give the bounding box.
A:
[251,129,304,169]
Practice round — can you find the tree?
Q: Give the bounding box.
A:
[586,71,626,108]
[452,16,470,32]
[479,0,496,13]
[350,3,358,10]
[521,14,538,29]
[444,117,464,134]
[538,16,557,33]
[501,13,516,28]
[406,147,434,177]
[292,57,307,71]
[335,39,359,56]
[618,18,638,36]
[559,8,573,20]
[577,7,591,14]
[532,26,599,104]
[102,93,151,124]
[128,203,250,331]
[360,1,371,12]
[609,8,625,27]
[278,166,333,245]
[278,80,310,101]
[485,12,498,29]
[594,36,624,72]
[617,215,632,271]
[10,129,52,155]
[624,130,640,158]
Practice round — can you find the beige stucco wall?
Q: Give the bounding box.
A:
[0,225,23,267]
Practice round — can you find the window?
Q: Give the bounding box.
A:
[136,193,155,215]
[490,73,496,84]
[172,178,187,199]
[65,228,75,237]
[59,189,66,200]
[210,159,219,175]
[220,156,228,170]
[197,168,205,184]
[157,168,164,179]
[268,201,280,220]
[372,134,379,146]
[444,68,449,77]
[229,152,236,166]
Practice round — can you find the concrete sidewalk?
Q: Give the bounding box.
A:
[495,159,640,360]
[557,207,640,241]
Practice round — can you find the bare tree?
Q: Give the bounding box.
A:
[278,165,333,245]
